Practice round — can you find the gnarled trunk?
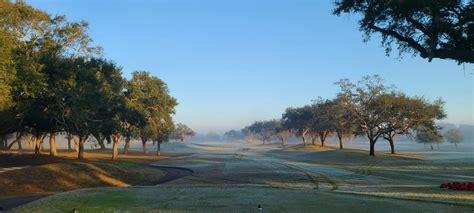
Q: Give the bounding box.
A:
[49,133,57,156]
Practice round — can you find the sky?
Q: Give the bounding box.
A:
[29,0,473,134]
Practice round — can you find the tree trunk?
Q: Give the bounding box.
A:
[142,140,148,154]
[34,135,42,155]
[437,144,440,150]
[388,139,395,154]
[98,138,106,149]
[7,132,23,150]
[454,143,457,149]
[302,137,306,146]
[112,134,122,160]
[67,133,72,150]
[369,139,376,156]
[49,133,57,156]
[123,136,131,154]
[319,134,325,147]
[77,135,88,160]
[311,136,316,145]
[430,143,434,150]
[73,135,79,152]
[0,135,6,150]
[280,136,285,146]
[156,141,161,156]
[337,132,343,149]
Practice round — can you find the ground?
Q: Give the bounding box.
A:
[3,141,474,212]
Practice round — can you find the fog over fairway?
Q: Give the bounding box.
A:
[15,140,474,212]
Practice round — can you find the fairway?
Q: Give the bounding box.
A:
[13,141,474,212]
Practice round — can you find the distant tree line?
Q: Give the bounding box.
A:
[0,1,189,159]
[238,75,455,156]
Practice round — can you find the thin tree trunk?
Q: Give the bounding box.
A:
[156,141,161,156]
[337,132,343,149]
[49,133,57,156]
[302,136,306,146]
[430,143,434,150]
[280,135,285,146]
[123,136,131,154]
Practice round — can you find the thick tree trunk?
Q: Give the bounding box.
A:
[77,135,88,160]
[142,140,148,154]
[337,132,343,149]
[369,139,376,156]
[49,133,57,156]
[280,136,285,146]
[112,134,122,160]
[73,135,79,152]
[311,136,316,145]
[123,136,131,154]
[156,141,161,156]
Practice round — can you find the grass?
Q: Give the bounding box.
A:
[14,185,474,213]
[0,150,167,198]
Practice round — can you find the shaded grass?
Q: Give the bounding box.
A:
[0,151,167,198]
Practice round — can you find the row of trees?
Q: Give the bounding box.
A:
[0,1,181,159]
[242,75,448,156]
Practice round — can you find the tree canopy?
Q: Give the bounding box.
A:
[334,0,474,64]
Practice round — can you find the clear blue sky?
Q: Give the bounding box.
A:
[29,0,473,134]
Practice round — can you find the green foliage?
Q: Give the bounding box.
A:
[444,128,464,145]
[173,123,195,142]
[245,120,279,143]
[333,0,474,64]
